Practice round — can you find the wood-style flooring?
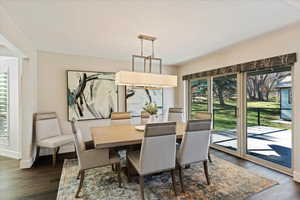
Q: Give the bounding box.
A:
[1,149,300,200]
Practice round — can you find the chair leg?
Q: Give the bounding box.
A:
[171,170,178,196]
[203,160,210,185]
[117,163,122,187]
[178,166,185,193]
[112,164,115,171]
[126,156,132,183]
[75,170,85,198]
[208,151,212,163]
[77,171,81,180]
[52,148,58,166]
[35,147,40,162]
[139,176,145,200]
[56,147,60,154]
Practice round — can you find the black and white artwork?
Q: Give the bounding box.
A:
[126,87,163,117]
[67,70,118,121]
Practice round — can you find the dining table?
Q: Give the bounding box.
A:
[91,121,187,149]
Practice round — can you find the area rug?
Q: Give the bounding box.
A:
[57,156,277,200]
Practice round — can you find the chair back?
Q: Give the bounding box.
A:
[111,112,132,125]
[140,111,150,124]
[178,119,211,166]
[140,111,150,118]
[139,122,177,175]
[195,112,212,120]
[168,107,183,122]
[34,112,62,142]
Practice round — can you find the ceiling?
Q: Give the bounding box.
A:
[1,0,300,65]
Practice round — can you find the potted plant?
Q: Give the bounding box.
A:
[143,102,158,122]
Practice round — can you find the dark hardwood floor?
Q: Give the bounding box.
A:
[1,149,300,200]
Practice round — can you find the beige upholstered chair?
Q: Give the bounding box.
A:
[141,111,150,119]
[71,120,122,198]
[111,112,132,125]
[194,112,213,162]
[127,122,178,200]
[140,111,150,124]
[34,112,73,165]
[176,119,211,192]
[168,107,184,122]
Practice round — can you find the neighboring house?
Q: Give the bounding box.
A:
[276,76,292,121]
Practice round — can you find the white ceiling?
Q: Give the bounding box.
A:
[1,0,300,65]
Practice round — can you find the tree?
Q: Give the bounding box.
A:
[247,71,290,101]
[213,75,236,106]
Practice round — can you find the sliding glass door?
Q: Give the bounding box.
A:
[211,74,239,152]
[246,68,292,169]
[188,67,293,172]
[190,78,209,119]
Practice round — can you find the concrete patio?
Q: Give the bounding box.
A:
[212,126,292,168]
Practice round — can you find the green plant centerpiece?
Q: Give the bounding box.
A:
[143,102,158,122]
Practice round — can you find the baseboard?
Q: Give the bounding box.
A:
[293,171,300,182]
[20,157,34,169]
[0,148,20,159]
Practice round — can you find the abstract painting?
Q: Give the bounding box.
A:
[126,87,163,117]
[67,70,118,121]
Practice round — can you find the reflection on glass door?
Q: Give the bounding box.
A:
[212,74,238,151]
[190,79,208,119]
[246,69,292,168]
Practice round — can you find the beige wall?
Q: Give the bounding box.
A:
[0,4,38,168]
[37,51,177,145]
[177,21,300,181]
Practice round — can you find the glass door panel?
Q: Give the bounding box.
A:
[190,79,208,119]
[246,69,292,168]
[212,74,238,151]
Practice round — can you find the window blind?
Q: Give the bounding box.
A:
[0,70,8,138]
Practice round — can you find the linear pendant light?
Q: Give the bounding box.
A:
[115,34,177,88]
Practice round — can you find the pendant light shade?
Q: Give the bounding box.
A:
[115,34,178,88]
[115,71,177,87]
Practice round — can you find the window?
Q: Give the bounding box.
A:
[0,67,9,139]
[288,88,292,104]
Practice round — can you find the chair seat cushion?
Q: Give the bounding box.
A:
[127,150,141,174]
[38,134,73,148]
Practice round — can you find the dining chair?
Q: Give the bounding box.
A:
[127,122,178,200]
[195,112,213,162]
[70,120,122,198]
[140,111,150,124]
[111,112,132,125]
[168,107,184,122]
[176,119,211,192]
[34,112,73,166]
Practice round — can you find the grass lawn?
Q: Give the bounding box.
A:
[191,100,291,130]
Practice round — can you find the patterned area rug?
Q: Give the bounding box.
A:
[57,156,277,200]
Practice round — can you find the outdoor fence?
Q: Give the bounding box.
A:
[191,106,291,129]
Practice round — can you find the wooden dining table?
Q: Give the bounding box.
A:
[91,122,187,149]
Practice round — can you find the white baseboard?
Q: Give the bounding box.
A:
[293,171,300,182]
[0,148,20,159]
[20,157,34,169]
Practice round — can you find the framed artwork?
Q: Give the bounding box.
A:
[126,87,163,117]
[67,70,118,121]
